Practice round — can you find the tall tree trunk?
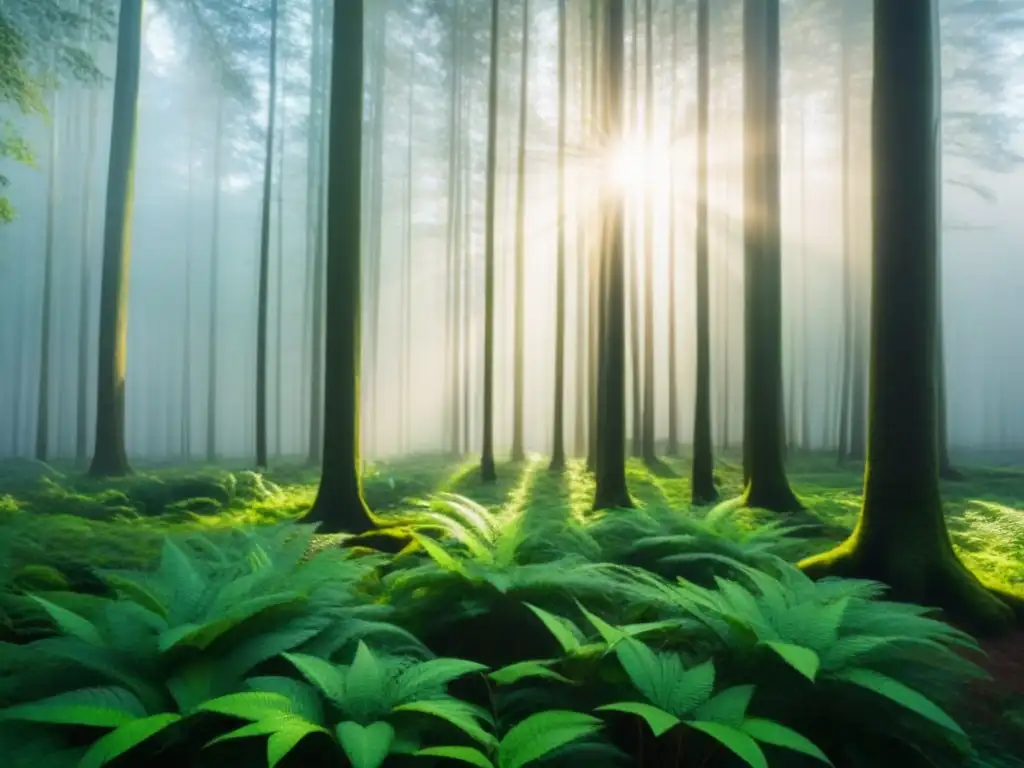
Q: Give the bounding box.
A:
[511,0,530,463]
[574,0,590,459]
[480,0,500,482]
[255,0,280,470]
[306,0,374,533]
[593,0,632,511]
[837,2,854,464]
[207,93,225,464]
[462,96,474,455]
[740,0,801,510]
[181,71,196,461]
[36,93,59,463]
[586,0,602,473]
[274,67,287,458]
[89,0,144,477]
[799,99,811,452]
[550,0,568,472]
[665,0,680,458]
[401,43,415,454]
[691,0,716,503]
[801,0,1013,635]
[445,0,463,456]
[628,0,641,459]
[78,87,100,466]
[640,0,656,464]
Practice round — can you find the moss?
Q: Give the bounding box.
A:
[165,497,223,517]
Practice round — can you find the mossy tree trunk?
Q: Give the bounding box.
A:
[306,0,373,534]
[511,0,530,463]
[89,0,144,478]
[480,0,500,483]
[593,0,632,512]
[550,0,568,473]
[691,0,717,505]
[740,0,800,511]
[800,0,1012,635]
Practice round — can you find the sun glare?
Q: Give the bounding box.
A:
[606,136,672,196]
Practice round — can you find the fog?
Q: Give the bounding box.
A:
[1,0,1022,467]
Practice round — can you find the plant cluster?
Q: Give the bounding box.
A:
[0,496,994,768]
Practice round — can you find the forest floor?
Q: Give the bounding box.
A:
[2,451,1024,765]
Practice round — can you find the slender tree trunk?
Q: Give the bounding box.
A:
[640,0,656,464]
[628,0,641,459]
[36,93,59,463]
[306,0,374,533]
[574,0,590,458]
[181,70,196,461]
[837,3,854,464]
[740,0,801,511]
[480,0,500,482]
[77,86,100,467]
[665,0,680,458]
[593,0,632,511]
[586,0,602,473]
[207,93,225,463]
[510,0,530,463]
[445,0,463,456]
[550,0,568,472]
[799,100,811,452]
[401,44,415,454]
[255,0,280,470]
[274,65,287,458]
[691,0,716,503]
[801,0,1012,634]
[89,0,144,477]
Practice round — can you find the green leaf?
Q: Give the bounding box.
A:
[246,676,324,725]
[267,720,329,768]
[833,669,966,735]
[28,595,103,645]
[412,533,466,573]
[0,686,146,727]
[393,657,488,701]
[198,691,293,721]
[489,660,574,686]
[687,721,768,768]
[336,720,395,768]
[415,746,495,768]
[79,713,182,768]
[283,652,347,704]
[741,718,833,765]
[343,642,387,721]
[523,604,582,654]
[762,642,820,682]
[498,710,603,768]
[99,573,169,619]
[693,685,755,727]
[395,698,496,747]
[612,638,664,704]
[596,701,681,737]
[576,602,628,646]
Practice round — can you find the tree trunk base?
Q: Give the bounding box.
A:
[306,484,375,536]
[799,538,1015,637]
[480,457,497,483]
[939,465,965,482]
[691,484,719,507]
[740,477,803,513]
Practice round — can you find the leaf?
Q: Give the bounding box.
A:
[336,720,395,768]
[489,660,574,686]
[28,596,103,645]
[0,686,146,727]
[99,573,169,619]
[395,698,496,747]
[741,718,833,765]
[246,676,324,725]
[762,642,820,682]
[523,604,582,654]
[576,602,628,645]
[667,660,717,716]
[687,721,768,768]
[267,720,329,768]
[411,533,466,573]
[283,652,347,704]
[498,710,603,768]
[612,638,664,704]
[415,746,495,768]
[596,701,681,737]
[693,685,755,727]
[833,669,966,736]
[393,657,488,701]
[343,642,387,721]
[79,713,182,768]
[198,691,293,721]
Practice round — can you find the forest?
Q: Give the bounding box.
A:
[1,0,1024,766]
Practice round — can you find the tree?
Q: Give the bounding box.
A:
[480,0,500,483]
[511,0,530,463]
[665,0,680,459]
[639,0,656,465]
[691,0,717,505]
[35,92,59,462]
[89,0,145,478]
[739,0,801,511]
[800,0,1015,634]
[255,0,280,470]
[549,0,568,472]
[592,0,632,512]
[305,0,374,534]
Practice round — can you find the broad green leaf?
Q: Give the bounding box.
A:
[28,596,103,645]
[336,720,395,768]
[415,746,495,768]
[198,691,293,721]
[489,660,574,686]
[283,652,347,704]
[576,602,627,645]
[79,713,182,768]
[395,698,496,747]
[499,710,603,768]
[693,685,755,727]
[762,642,820,682]
[612,638,664,705]
[267,720,329,768]
[666,660,716,716]
[523,604,581,654]
[343,642,387,721]
[246,676,324,725]
[393,657,489,701]
[596,701,681,737]
[412,533,466,573]
[0,686,146,727]
[687,721,768,768]
[99,573,169,619]
[741,718,833,765]
[834,669,966,736]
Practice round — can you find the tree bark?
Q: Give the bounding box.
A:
[36,93,58,463]
[550,0,568,472]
